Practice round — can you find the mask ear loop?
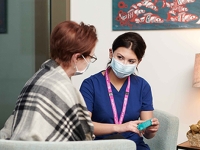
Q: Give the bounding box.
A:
[107,49,112,68]
[73,54,82,72]
[81,55,90,65]
[73,61,79,73]
[135,59,141,74]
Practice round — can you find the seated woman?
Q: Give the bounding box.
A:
[0,20,98,141]
[80,32,159,150]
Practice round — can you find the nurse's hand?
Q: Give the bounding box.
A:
[116,120,144,136]
[143,118,159,139]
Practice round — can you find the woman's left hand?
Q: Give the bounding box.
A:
[147,118,159,132]
[143,118,159,139]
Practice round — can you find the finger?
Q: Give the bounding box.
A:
[132,125,141,135]
[134,120,144,125]
[152,119,159,126]
[148,126,159,132]
[139,131,143,137]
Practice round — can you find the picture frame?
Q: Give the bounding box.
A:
[0,0,7,33]
[112,0,200,30]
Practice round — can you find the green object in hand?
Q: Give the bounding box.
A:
[137,119,152,131]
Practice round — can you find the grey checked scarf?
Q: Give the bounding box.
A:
[0,59,94,141]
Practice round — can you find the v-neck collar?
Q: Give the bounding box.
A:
[110,78,128,93]
[99,70,129,93]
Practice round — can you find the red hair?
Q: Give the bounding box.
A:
[50,21,98,66]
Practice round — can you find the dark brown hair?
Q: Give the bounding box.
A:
[107,32,146,66]
[112,32,146,61]
[50,21,98,66]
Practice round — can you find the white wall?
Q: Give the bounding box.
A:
[70,0,200,144]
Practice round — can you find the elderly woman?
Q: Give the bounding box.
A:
[0,20,98,141]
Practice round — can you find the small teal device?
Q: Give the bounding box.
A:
[137,119,152,131]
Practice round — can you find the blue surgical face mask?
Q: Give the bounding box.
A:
[110,57,137,78]
[74,55,90,75]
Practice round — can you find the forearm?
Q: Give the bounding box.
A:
[93,122,120,136]
[92,119,145,136]
[143,129,156,139]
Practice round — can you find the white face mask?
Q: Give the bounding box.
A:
[74,55,90,75]
[110,57,137,78]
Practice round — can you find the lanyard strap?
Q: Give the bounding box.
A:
[105,68,130,124]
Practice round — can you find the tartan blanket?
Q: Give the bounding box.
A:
[0,59,94,141]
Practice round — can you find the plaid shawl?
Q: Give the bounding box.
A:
[0,59,94,141]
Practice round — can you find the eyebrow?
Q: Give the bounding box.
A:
[117,53,137,61]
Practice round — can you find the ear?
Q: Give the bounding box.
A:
[71,53,81,64]
[137,58,142,66]
[109,49,113,59]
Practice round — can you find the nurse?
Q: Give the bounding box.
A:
[80,32,159,150]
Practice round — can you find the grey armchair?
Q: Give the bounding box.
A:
[0,139,136,150]
[0,109,178,150]
[144,109,179,150]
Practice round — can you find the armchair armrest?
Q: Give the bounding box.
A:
[0,139,136,150]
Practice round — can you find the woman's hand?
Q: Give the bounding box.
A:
[116,120,144,136]
[143,118,159,139]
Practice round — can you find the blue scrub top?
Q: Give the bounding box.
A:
[80,71,154,150]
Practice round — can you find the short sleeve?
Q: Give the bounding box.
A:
[141,80,154,111]
[80,78,94,112]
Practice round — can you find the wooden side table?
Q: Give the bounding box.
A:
[177,141,200,150]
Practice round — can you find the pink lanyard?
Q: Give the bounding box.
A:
[105,68,130,124]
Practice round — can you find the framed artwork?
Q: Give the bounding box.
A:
[112,0,200,30]
[0,0,7,33]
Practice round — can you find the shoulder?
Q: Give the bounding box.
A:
[82,70,105,83]
[131,75,149,83]
[80,70,105,91]
[28,62,71,93]
[130,75,151,88]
